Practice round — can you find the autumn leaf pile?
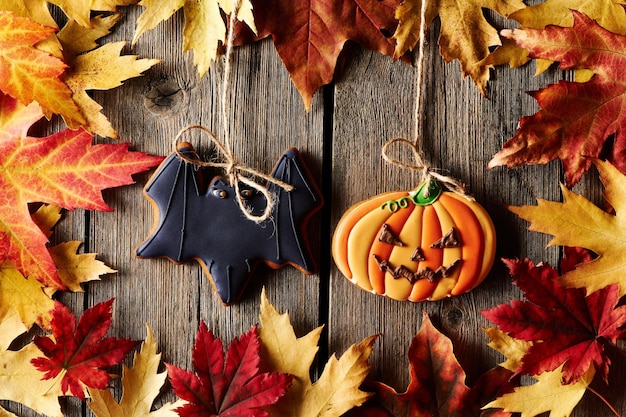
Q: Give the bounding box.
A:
[0,1,164,415]
[4,0,626,416]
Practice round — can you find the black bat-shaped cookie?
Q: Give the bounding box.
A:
[136,142,323,305]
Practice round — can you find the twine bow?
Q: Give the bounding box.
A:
[173,125,294,223]
[381,137,471,199]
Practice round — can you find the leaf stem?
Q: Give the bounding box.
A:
[587,385,623,417]
[43,369,65,396]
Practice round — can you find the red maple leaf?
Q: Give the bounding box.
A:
[488,11,626,187]
[236,0,401,109]
[0,92,162,289]
[559,246,595,276]
[31,299,139,399]
[166,322,293,417]
[482,255,626,384]
[345,312,515,417]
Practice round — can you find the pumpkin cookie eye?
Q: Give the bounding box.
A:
[241,189,253,199]
[379,223,403,246]
[430,228,461,248]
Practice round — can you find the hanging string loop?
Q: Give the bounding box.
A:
[380,0,473,201]
[171,0,294,223]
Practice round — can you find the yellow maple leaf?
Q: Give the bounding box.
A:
[1,0,138,28]
[483,327,531,372]
[485,0,626,76]
[0,311,64,417]
[88,325,185,417]
[49,241,116,292]
[57,16,160,138]
[0,203,114,329]
[0,0,138,59]
[30,204,116,293]
[483,369,593,417]
[133,0,255,77]
[393,0,524,95]
[0,6,158,135]
[57,14,121,62]
[0,309,27,349]
[258,289,375,417]
[508,159,626,296]
[0,0,55,26]
[483,328,593,417]
[31,204,62,240]
[0,205,58,330]
[511,0,626,33]
[0,261,55,329]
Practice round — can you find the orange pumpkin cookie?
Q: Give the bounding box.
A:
[332,180,496,301]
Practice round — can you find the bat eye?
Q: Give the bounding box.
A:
[213,189,228,199]
[241,189,253,199]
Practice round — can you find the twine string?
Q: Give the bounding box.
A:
[221,0,237,159]
[173,0,293,222]
[381,0,472,200]
[173,125,294,222]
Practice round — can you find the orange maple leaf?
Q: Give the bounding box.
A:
[0,93,162,289]
[489,11,626,187]
[0,11,84,127]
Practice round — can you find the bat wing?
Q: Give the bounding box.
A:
[136,145,254,305]
[262,148,323,272]
[136,146,203,262]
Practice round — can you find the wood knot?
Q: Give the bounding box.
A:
[144,79,187,116]
[445,307,464,327]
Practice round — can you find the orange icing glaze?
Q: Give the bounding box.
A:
[368,202,416,295]
[374,203,416,299]
[436,194,484,297]
[446,193,496,295]
[429,202,462,301]
[407,204,442,301]
[332,192,405,279]
[332,187,496,302]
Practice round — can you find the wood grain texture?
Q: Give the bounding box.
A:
[2,3,625,416]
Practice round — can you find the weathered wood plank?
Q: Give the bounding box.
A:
[328,22,565,397]
[85,5,325,413]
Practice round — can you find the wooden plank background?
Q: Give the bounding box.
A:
[4,3,625,416]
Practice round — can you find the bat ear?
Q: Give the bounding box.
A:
[177,141,199,159]
[270,148,309,186]
[177,141,218,194]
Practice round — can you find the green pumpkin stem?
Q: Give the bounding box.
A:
[381,180,442,212]
[411,180,442,205]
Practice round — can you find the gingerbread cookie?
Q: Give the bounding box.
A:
[332,180,496,301]
[136,143,323,305]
